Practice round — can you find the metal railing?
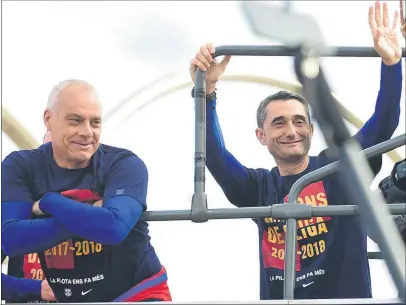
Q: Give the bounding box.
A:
[139,44,405,303]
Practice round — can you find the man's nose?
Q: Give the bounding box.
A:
[77,121,93,137]
[284,122,298,138]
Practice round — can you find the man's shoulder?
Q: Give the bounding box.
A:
[3,143,50,169]
[97,144,141,159]
[96,144,145,169]
[249,167,275,181]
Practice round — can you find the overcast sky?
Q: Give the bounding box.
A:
[2,1,405,301]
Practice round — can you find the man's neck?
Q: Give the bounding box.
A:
[276,156,309,176]
[53,150,90,169]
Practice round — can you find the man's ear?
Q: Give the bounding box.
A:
[43,109,51,131]
[255,128,267,146]
[309,122,314,137]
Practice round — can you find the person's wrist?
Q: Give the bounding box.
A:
[206,82,217,95]
[32,201,44,216]
[191,83,217,98]
[382,57,401,66]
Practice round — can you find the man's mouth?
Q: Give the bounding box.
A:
[72,142,92,148]
[279,140,302,145]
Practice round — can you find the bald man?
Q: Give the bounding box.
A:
[1,80,171,302]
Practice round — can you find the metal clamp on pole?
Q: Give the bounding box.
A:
[191,69,209,223]
[271,204,312,220]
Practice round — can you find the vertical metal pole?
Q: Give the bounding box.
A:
[283,217,297,299]
[191,69,208,223]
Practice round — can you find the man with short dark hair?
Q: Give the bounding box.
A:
[189,1,403,300]
[2,80,171,302]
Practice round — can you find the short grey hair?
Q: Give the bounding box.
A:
[46,79,100,111]
[256,90,311,128]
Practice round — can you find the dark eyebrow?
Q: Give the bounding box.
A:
[271,115,308,125]
[293,114,307,122]
[271,116,285,124]
[65,113,102,121]
[91,116,102,122]
[65,113,83,119]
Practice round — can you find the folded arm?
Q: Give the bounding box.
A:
[1,273,42,303]
[1,153,73,257]
[39,154,147,245]
[206,98,259,207]
[39,194,143,245]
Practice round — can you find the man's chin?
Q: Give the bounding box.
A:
[282,151,307,163]
[69,151,94,164]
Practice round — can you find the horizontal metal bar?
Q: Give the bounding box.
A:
[288,134,406,203]
[212,45,406,58]
[140,203,406,222]
[368,251,383,260]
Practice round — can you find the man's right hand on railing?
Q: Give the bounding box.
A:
[189,43,231,95]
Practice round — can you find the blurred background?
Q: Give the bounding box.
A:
[2,0,405,301]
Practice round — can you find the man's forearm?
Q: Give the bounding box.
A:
[1,273,42,302]
[356,60,402,148]
[206,99,258,207]
[39,193,143,245]
[206,99,249,182]
[2,202,73,257]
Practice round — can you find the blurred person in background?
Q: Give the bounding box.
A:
[1,80,171,302]
[189,0,403,300]
[374,157,406,300]
[375,158,406,242]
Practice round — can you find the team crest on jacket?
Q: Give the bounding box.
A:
[64,288,72,297]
